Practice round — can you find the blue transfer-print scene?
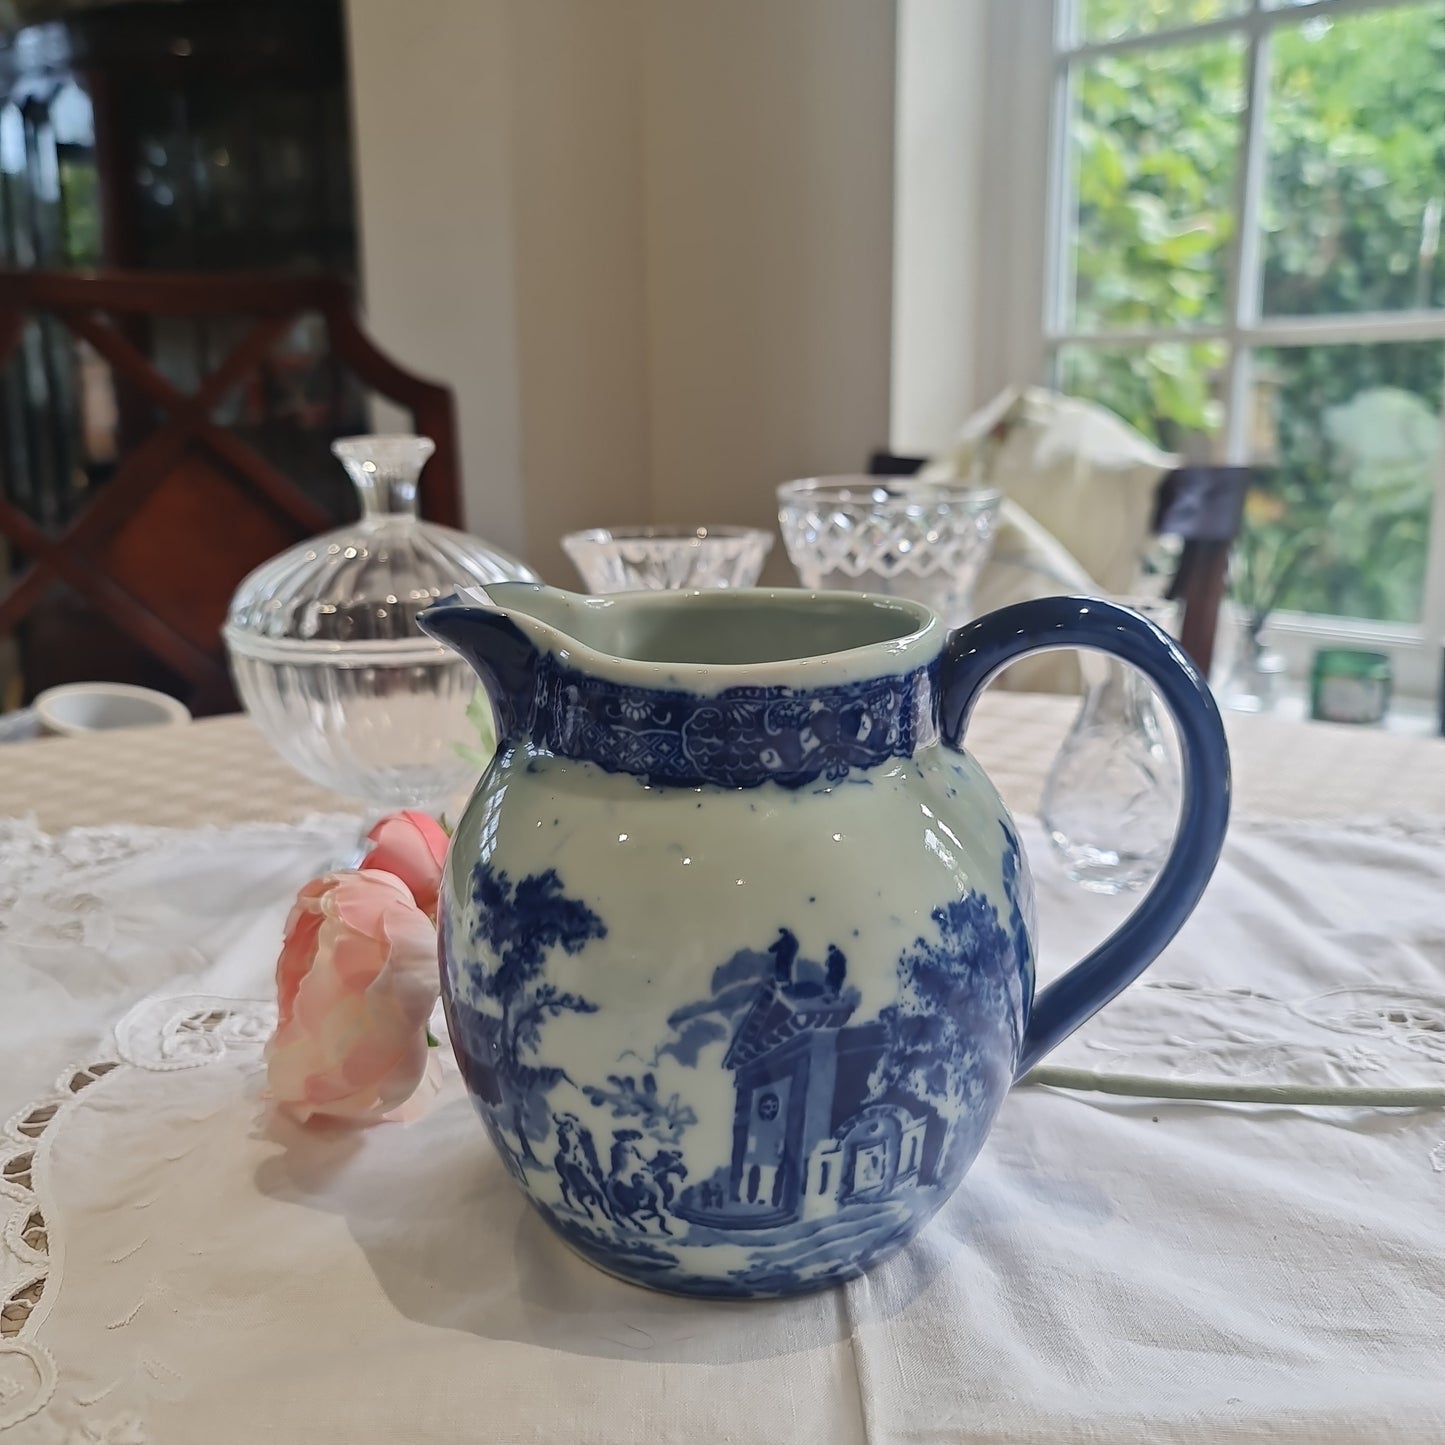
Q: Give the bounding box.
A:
[442,832,1032,1298]
[442,863,607,1176]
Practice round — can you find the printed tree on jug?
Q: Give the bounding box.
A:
[461,863,607,1171]
[866,881,1027,1185]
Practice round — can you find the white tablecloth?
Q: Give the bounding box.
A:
[2,798,1443,1444]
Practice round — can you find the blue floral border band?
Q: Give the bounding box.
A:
[529,654,941,789]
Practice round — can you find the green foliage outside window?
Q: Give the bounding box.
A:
[1064,2,1445,623]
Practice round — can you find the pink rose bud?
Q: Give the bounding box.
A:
[360,809,449,917]
[266,869,442,1125]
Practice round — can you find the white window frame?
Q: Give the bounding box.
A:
[1020,0,1445,698]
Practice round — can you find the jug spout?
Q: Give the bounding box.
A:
[418,583,594,743]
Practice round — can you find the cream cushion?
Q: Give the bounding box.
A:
[924,387,1180,693]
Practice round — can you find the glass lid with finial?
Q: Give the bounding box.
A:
[225,434,539,653]
[223,435,537,820]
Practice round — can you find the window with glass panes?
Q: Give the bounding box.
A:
[1045,0,1445,687]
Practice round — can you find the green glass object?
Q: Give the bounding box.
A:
[1310,649,1391,726]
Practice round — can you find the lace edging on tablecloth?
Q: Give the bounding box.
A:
[0,997,274,1432]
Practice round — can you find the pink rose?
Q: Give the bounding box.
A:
[266,869,442,1125]
[360,810,449,917]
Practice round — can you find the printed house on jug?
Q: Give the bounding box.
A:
[677,933,942,1228]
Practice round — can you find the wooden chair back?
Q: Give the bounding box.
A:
[0,269,462,714]
[866,452,1247,680]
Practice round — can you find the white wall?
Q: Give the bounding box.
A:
[507,0,652,583]
[346,0,527,554]
[890,0,987,455]
[971,0,1054,408]
[345,0,898,582]
[889,0,1055,455]
[643,0,897,577]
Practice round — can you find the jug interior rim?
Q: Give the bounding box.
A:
[430,584,945,684]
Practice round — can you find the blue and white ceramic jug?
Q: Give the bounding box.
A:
[420,586,1230,1298]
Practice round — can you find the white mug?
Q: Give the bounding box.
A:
[33,683,192,738]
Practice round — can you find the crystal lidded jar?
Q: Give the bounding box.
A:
[223,435,539,813]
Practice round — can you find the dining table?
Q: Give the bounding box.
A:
[1,692,1443,1444]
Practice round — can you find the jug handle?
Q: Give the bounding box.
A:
[937,596,1231,1078]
